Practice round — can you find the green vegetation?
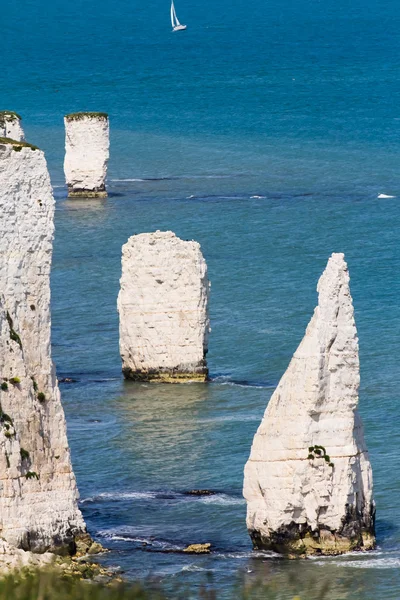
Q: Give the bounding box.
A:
[37,392,46,402]
[0,111,22,121]
[0,382,8,392]
[0,568,334,600]
[307,445,334,467]
[0,412,13,425]
[65,112,108,121]
[25,471,39,480]
[0,571,163,600]
[6,312,22,349]
[20,448,30,461]
[9,377,20,385]
[5,452,10,469]
[0,405,14,438]
[31,377,38,392]
[0,138,38,151]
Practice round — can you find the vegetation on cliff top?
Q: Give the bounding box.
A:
[65,112,108,121]
[0,138,38,151]
[0,111,22,121]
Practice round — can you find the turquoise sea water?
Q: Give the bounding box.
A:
[4,0,400,597]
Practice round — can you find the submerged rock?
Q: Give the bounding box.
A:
[59,377,78,384]
[0,111,24,141]
[243,253,375,557]
[0,138,86,554]
[117,231,210,383]
[64,112,109,198]
[184,490,217,496]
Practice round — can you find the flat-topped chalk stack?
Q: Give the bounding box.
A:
[64,112,109,198]
[244,253,375,557]
[118,231,210,383]
[0,111,24,141]
[0,137,86,564]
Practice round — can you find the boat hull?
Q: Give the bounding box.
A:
[172,24,187,31]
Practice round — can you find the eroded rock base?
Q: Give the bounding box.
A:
[122,366,209,383]
[67,188,107,198]
[250,520,375,558]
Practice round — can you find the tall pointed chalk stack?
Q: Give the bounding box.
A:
[0,137,86,554]
[244,253,375,557]
[118,231,210,382]
[0,111,24,141]
[64,112,109,198]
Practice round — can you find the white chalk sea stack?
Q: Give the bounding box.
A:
[118,231,210,382]
[0,111,24,141]
[243,253,375,556]
[0,138,86,554]
[64,112,109,198]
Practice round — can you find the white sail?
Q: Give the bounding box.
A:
[171,0,186,30]
[171,1,180,28]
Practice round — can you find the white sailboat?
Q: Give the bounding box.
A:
[171,0,187,31]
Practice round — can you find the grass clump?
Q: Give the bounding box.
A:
[6,312,22,349]
[0,382,8,392]
[37,392,46,402]
[65,112,108,121]
[9,377,20,385]
[20,448,30,461]
[25,471,39,480]
[1,413,13,425]
[307,445,334,468]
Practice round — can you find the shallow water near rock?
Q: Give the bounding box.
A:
[4,0,400,596]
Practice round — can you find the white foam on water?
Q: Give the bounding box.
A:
[211,376,267,389]
[111,178,146,182]
[195,415,260,423]
[219,381,266,389]
[181,564,216,573]
[80,490,159,503]
[216,550,280,560]
[199,494,245,506]
[377,193,396,198]
[250,195,266,199]
[97,528,184,551]
[181,174,234,179]
[311,553,400,569]
[80,488,245,507]
[308,548,384,561]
